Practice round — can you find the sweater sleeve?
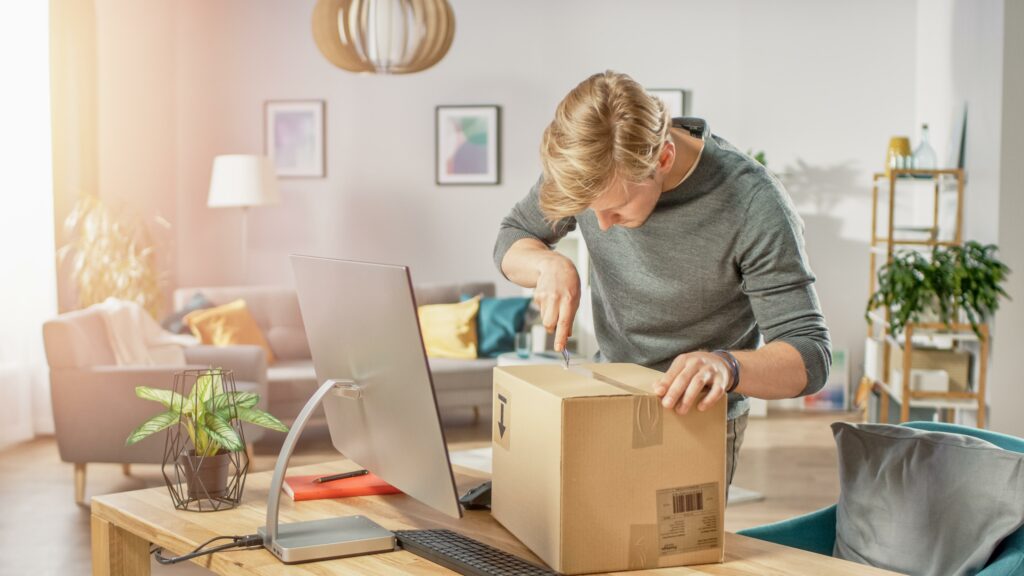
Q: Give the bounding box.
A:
[493,175,576,278]
[735,182,832,396]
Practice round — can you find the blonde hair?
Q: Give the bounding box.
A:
[539,70,670,222]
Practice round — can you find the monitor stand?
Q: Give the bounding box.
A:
[258,379,395,564]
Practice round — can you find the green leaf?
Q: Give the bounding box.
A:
[135,386,189,413]
[203,412,243,452]
[125,411,178,445]
[204,391,260,414]
[234,407,289,433]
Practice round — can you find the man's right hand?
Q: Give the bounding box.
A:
[533,253,581,352]
[500,238,582,352]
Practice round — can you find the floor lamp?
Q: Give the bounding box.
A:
[207,155,280,281]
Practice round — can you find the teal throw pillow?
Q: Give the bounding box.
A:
[460,295,532,358]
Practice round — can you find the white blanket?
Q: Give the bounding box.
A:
[96,298,197,365]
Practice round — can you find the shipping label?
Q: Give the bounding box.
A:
[655,482,720,555]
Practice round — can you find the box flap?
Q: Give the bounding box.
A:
[495,364,647,399]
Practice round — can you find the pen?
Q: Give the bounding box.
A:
[313,469,369,484]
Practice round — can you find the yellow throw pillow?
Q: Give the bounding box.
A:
[183,299,276,365]
[417,296,480,360]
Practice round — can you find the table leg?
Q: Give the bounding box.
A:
[92,514,151,576]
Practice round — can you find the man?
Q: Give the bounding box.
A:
[493,71,831,487]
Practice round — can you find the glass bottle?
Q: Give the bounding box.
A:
[913,123,938,171]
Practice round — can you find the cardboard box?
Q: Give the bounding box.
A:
[491,363,725,574]
[888,344,971,392]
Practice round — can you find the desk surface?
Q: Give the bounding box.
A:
[91,460,898,575]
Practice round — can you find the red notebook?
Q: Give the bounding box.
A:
[283,472,402,501]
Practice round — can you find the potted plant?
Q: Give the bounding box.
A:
[58,194,168,318]
[126,369,288,503]
[866,240,1010,338]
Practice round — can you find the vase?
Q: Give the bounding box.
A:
[885,136,912,176]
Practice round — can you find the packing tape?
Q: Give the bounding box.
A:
[627,524,659,569]
[569,366,663,448]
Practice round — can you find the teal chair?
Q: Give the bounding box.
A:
[737,422,1024,575]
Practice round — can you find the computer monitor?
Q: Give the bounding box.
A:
[261,255,462,563]
[292,255,462,518]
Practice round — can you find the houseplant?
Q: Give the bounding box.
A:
[58,194,168,318]
[126,369,288,508]
[866,240,1010,338]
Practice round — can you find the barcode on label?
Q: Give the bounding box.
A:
[672,490,703,514]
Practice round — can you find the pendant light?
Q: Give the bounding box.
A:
[312,0,455,75]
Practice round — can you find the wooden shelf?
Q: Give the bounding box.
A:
[865,167,985,427]
[872,168,964,180]
[871,238,959,247]
[871,379,982,411]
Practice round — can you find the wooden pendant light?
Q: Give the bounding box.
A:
[312,0,456,75]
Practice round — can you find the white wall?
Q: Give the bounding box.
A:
[990,0,1024,436]
[914,0,1004,245]
[92,0,921,391]
[93,0,179,314]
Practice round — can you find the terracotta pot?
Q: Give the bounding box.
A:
[178,450,231,499]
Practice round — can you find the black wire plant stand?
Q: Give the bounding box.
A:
[161,369,250,512]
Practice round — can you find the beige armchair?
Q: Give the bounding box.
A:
[42,306,268,504]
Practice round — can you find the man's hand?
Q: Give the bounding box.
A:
[533,253,581,352]
[653,351,732,414]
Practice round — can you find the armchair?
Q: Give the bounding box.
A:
[737,422,1024,575]
[43,305,268,504]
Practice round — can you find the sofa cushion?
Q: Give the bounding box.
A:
[266,359,317,384]
[175,287,310,361]
[428,358,498,391]
[161,292,214,334]
[462,295,532,358]
[418,296,480,360]
[415,282,495,306]
[832,422,1024,575]
[185,300,276,365]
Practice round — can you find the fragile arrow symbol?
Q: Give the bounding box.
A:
[497,394,507,438]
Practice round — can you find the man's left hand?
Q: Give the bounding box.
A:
[653,351,732,414]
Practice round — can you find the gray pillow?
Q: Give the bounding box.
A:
[832,422,1024,576]
[160,292,214,334]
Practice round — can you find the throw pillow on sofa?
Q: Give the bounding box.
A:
[461,294,532,358]
[418,296,480,360]
[184,299,276,364]
[832,422,1024,576]
[161,292,214,334]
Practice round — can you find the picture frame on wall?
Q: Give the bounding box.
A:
[647,89,690,118]
[436,105,501,185]
[264,100,325,178]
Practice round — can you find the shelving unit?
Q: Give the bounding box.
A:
[861,168,989,427]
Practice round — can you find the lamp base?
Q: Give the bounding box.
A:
[258,515,395,564]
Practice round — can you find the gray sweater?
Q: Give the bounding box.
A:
[493,118,831,420]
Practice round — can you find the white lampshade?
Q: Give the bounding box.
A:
[207,155,281,208]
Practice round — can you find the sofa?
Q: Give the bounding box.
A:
[172,281,498,425]
[42,306,268,504]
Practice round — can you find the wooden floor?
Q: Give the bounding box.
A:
[0,410,858,575]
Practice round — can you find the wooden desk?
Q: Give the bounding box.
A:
[91,460,898,575]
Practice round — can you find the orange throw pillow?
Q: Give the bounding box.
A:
[184,299,276,364]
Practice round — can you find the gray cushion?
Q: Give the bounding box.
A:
[832,422,1024,575]
[161,292,214,334]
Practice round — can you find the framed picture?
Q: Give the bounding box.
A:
[436,105,500,185]
[264,100,325,178]
[647,89,689,118]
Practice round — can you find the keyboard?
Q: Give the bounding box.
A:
[394,529,557,576]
